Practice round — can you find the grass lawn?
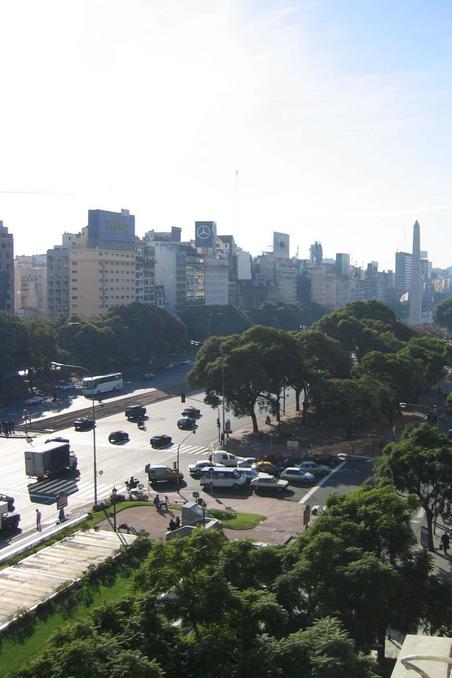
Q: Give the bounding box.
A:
[0,571,134,677]
[209,509,265,530]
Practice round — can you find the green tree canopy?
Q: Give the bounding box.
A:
[375,424,452,550]
[433,296,452,330]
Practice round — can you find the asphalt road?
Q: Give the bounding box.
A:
[0,376,372,550]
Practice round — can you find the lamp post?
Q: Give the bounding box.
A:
[51,361,98,507]
[176,428,196,492]
[111,486,117,532]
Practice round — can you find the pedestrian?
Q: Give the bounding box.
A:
[168,519,176,531]
[36,508,42,532]
[10,419,15,434]
[440,531,450,554]
[58,506,66,523]
[175,515,181,528]
[153,494,160,510]
[8,420,13,435]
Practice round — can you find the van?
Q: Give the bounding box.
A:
[199,467,247,490]
[145,464,183,483]
[126,404,146,420]
[209,451,239,467]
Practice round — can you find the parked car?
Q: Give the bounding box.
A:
[237,457,258,467]
[199,467,247,490]
[180,359,191,365]
[181,406,201,419]
[45,436,70,444]
[188,460,221,476]
[125,404,147,420]
[276,457,305,471]
[0,493,15,512]
[109,431,130,444]
[177,416,197,431]
[252,461,279,476]
[236,467,259,482]
[297,461,330,476]
[142,372,155,380]
[145,464,183,483]
[250,474,288,493]
[280,467,316,484]
[150,434,173,449]
[163,363,175,370]
[74,417,95,431]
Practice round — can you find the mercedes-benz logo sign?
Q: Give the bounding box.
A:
[196,224,211,239]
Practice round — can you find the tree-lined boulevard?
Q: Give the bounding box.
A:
[0,299,452,675]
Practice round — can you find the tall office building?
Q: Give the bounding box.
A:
[65,209,137,319]
[0,221,14,314]
[408,220,422,325]
[336,253,350,276]
[395,251,412,295]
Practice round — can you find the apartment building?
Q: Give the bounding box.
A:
[0,222,14,314]
[69,248,136,318]
[14,255,47,318]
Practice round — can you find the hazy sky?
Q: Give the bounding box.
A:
[1,0,452,269]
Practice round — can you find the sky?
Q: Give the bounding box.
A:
[1,0,452,270]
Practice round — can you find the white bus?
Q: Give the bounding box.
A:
[82,372,123,396]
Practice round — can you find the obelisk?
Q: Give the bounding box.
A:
[408,220,422,325]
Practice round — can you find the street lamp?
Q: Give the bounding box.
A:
[111,486,118,532]
[51,361,98,507]
[176,428,196,492]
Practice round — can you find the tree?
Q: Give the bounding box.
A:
[433,296,452,330]
[188,334,272,432]
[0,311,30,396]
[315,376,380,439]
[376,424,452,550]
[178,304,250,341]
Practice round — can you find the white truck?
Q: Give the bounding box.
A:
[24,441,78,480]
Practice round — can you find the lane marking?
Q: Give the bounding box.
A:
[298,461,347,504]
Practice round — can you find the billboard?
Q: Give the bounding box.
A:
[195,221,216,249]
[88,210,135,245]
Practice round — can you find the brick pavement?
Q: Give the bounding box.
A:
[98,491,306,545]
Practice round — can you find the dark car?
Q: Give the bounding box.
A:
[150,434,173,449]
[177,416,197,431]
[125,404,147,420]
[45,436,70,444]
[0,493,15,512]
[74,418,95,431]
[181,407,201,419]
[109,431,130,444]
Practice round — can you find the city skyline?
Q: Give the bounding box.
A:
[1,1,452,268]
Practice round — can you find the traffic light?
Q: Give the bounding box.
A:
[181,393,186,403]
[173,462,177,472]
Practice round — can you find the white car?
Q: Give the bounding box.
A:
[250,473,288,493]
[236,467,259,482]
[281,468,316,484]
[237,457,258,467]
[297,461,331,476]
[188,460,223,476]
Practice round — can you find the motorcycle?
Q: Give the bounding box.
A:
[137,420,146,430]
[125,477,140,492]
